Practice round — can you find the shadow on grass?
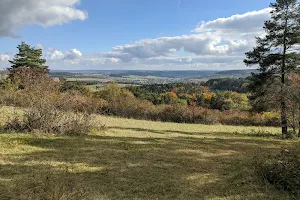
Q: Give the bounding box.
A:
[108,126,281,139]
[0,131,294,199]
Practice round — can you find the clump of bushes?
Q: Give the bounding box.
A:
[0,76,280,129]
[95,84,280,126]
[0,71,103,135]
[150,105,219,124]
[256,148,300,196]
[218,111,280,126]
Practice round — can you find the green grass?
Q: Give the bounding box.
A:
[0,108,298,199]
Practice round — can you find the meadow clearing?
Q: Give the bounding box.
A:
[0,108,297,200]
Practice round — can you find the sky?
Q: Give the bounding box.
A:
[0,0,273,70]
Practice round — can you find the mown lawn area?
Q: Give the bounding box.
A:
[0,113,298,199]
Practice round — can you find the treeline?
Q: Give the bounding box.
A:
[203,78,250,93]
[94,84,279,126]
[0,77,280,127]
[126,80,250,111]
[54,79,281,127]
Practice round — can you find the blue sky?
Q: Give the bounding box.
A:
[0,0,273,70]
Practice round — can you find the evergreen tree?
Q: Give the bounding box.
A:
[9,41,48,70]
[244,0,300,137]
[8,42,49,88]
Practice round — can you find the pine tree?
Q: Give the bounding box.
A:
[244,0,300,138]
[9,41,48,70]
[8,42,49,88]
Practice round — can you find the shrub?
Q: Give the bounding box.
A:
[95,84,280,126]
[256,148,300,196]
[24,109,92,135]
[218,111,280,126]
[4,104,93,136]
[60,80,93,97]
[2,78,98,135]
[59,91,104,114]
[8,67,52,90]
[264,112,281,126]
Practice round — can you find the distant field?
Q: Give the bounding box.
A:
[88,83,140,90]
[67,78,110,82]
[0,107,297,199]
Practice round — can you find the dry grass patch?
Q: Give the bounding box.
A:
[0,108,298,199]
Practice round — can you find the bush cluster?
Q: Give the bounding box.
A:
[127,83,250,111]
[0,71,104,135]
[96,84,280,126]
[0,77,281,132]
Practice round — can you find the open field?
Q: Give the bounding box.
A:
[0,110,298,199]
[67,78,111,82]
[66,76,180,85]
[88,83,141,90]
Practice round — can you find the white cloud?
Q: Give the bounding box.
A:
[169,48,177,53]
[50,50,65,60]
[103,33,230,62]
[0,0,88,37]
[193,8,271,36]
[5,8,271,70]
[48,48,82,60]
[143,55,243,65]
[96,8,271,69]
[101,32,252,63]
[64,49,83,60]
[0,54,9,61]
[0,54,10,69]
[193,8,271,49]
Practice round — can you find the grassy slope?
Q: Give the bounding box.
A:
[0,112,297,199]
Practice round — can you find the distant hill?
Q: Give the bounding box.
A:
[214,69,259,78]
[50,69,258,79]
[51,70,217,78]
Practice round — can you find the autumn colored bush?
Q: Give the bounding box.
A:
[0,74,103,135]
[0,78,281,128]
[94,84,280,126]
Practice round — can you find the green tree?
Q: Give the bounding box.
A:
[244,0,300,138]
[8,42,49,88]
[9,41,48,70]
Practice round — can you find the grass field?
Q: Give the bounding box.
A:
[87,83,141,90]
[0,110,298,199]
[67,78,110,82]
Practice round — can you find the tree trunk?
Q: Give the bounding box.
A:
[298,106,300,138]
[281,7,289,138]
[298,120,300,138]
[292,109,296,135]
[281,95,288,137]
[281,49,288,137]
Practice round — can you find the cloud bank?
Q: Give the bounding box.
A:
[0,7,272,70]
[0,0,87,37]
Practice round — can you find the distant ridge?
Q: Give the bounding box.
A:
[50,69,258,79]
[214,69,259,78]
